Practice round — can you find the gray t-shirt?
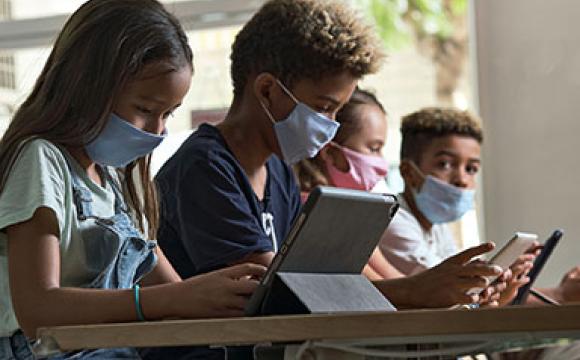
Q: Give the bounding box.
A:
[0,139,117,336]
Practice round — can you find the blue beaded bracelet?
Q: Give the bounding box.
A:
[133,284,146,321]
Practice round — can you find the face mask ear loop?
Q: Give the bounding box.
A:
[259,100,277,125]
[328,141,341,149]
[324,142,349,171]
[405,160,427,192]
[275,79,300,104]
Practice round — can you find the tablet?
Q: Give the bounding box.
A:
[245,186,399,315]
[511,229,563,305]
[467,232,538,295]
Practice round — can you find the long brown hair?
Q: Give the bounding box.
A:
[0,0,193,239]
[294,88,386,192]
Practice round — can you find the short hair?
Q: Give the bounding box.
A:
[230,0,385,97]
[400,107,483,164]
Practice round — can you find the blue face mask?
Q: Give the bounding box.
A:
[260,80,340,164]
[409,162,475,224]
[86,113,167,168]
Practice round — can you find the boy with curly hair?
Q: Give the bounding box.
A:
[151,2,384,357]
[157,0,506,319]
[156,0,384,283]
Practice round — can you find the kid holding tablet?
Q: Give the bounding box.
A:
[157,0,505,327]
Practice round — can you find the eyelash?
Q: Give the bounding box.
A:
[316,104,334,113]
[437,161,479,175]
[466,165,479,174]
[437,160,452,169]
[137,106,153,115]
[136,106,175,120]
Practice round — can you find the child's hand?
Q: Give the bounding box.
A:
[495,254,535,306]
[176,263,267,318]
[400,243,503,308]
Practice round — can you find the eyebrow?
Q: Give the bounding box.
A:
[138,95,168,105]
[434,150,481,163]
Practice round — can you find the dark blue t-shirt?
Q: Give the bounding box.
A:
[156,123,301,279]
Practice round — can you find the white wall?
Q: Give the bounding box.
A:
[474,0,580,286]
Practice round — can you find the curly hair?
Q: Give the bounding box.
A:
[400,107,483,164]
[230,0,385,97]
[294,88,386,192]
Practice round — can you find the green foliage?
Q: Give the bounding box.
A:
[368,0,412,50]
[356,0,467,51]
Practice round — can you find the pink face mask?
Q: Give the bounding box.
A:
[324,144,389,191]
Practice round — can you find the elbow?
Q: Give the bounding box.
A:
[16,316,41,339]
[13,298,54,339]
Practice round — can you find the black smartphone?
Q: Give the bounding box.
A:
[511,229,563,305]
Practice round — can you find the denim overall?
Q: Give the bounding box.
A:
[0,161,157,359]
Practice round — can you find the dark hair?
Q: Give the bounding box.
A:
[0,0,193,238]
[230,0,384,98]
[400,107,483,164]
[294,88,386,192]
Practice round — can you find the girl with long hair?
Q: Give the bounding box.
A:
[0,1,264,358]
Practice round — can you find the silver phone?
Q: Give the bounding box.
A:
[466,232,538,295]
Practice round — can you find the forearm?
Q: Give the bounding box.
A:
[231,251,275,267]
[363,264,383,281]
[368,249,406,280]
[16,283,179,338]
[372,277,416,309]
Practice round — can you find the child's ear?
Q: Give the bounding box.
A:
[323,144,349,172]
[400,161,418,188]
[253,73,277,108]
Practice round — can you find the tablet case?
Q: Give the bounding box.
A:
[260,272,396,315]
[246,186,399,316]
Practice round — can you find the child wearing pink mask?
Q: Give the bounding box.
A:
[298,102,533,299]
[295,88,389,195]
[295,89,415,279]
[295,93,529,294]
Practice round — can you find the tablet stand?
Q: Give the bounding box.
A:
[260,272,396,315]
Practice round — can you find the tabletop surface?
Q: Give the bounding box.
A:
[36,303,580,352]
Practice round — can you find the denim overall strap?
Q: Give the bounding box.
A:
[68,167,95,221]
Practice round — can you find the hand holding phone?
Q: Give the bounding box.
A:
[467,232,538,296]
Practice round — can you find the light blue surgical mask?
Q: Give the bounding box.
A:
[86,113,167,168]
[409,161,475,224]
[259,80,340,164]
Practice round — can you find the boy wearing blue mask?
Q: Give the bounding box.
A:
[378,108,580,306]
[156,1,505,342]
[156,0,383,283]
[151,0,382,358]
[378,107,484,276]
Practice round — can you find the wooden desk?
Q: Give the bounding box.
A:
[35,304,580,357]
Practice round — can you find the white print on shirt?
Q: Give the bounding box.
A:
[261,212,278,253]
